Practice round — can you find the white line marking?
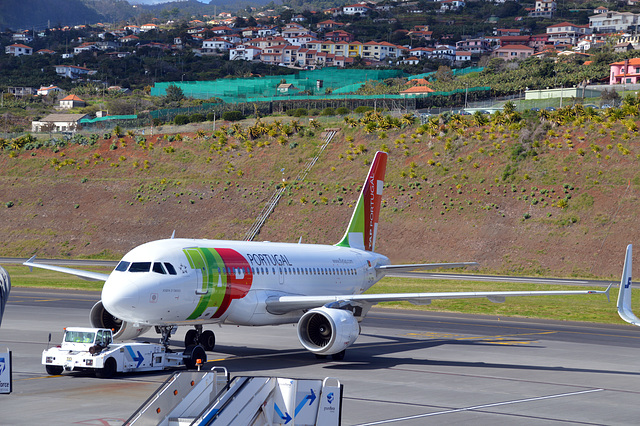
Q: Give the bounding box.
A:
[354,388,604,425]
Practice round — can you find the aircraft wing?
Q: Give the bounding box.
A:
[265,286,611,315]
[23,256,110,282]
[377,262,478,274]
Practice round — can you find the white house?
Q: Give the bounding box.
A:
[5,44,33,56]
[343,4,370,16]
[589,12,640,33]
[37,85,62,96]
[229,45,261,61]
[202,37,234,53]
[54,65,97,79]
[440,0,465,12]
[31,114,89,132]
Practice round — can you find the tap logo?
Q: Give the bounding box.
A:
[0,357,5,375]
[326,392,334,404]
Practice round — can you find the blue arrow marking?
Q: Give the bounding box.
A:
[294,389,316,417]
[125,346,144,368]
[274,403,292,424]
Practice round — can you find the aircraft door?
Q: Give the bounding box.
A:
[195,267,208,294]
[279,266,284,285]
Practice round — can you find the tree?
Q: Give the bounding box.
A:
[165,84,184,103]
[435,66,453,83]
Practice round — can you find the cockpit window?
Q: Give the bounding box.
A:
[164,263,177,275]
[115,261,130,272]
[129,262,151,273]
[152,262,166,274]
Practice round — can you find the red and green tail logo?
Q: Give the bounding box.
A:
[336,151,387,252]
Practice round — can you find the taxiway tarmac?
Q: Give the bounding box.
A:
[1,288,640,425]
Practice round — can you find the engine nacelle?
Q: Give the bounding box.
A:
[90,301,150,341]
[297,307,360,355]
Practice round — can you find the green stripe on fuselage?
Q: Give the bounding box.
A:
[184,247,227,320]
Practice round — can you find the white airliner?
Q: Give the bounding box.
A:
[25,151,610,359]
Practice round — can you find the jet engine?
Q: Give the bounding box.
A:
[297,307,360,355]
[90,301,150,341]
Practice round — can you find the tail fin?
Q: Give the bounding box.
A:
[617,244,640,325]
[336,151,387,252]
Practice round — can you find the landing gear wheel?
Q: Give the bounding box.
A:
[183,345,206,369]
[200,330,215,351]
[185,329,198,348]
[96,358,117,378]
[331,350,346,361]
[45,365,63,375]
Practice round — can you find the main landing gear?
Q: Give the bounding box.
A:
[184,325,216,351]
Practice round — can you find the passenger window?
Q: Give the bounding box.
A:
[115,261,130,272]
[164,263,177,275]
[152,262,166,274]
[129,262,151,272]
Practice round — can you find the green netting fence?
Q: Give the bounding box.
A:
[148,86,491,120]
[408,66,485,81]
[79,115,138,124]
[151,69,406,103]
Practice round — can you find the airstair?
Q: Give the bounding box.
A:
[126,367,343,426]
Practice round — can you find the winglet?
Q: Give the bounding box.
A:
[25,255,36,272]
[617,244,640,326]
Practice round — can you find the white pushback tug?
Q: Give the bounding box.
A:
[42,327,205,378]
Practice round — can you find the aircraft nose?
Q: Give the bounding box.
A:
[102,279,141,318]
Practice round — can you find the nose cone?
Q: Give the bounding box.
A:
[102,278,140,320]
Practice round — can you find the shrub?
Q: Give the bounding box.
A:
[292,108,308,117]
[221,111,244,121]
[336,107,349,115]
[321,107,336,116]
[206,112,216,121]
[190,113,205,123]
[354,106,374,114]
[174,114,189,125]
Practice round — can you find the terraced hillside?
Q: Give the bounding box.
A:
[2,106,640,279]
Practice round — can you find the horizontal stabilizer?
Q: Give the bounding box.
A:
[24,256,109,282]
[617,244,640,326]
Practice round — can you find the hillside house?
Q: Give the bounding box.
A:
[54,65,97,79]
[492,44,534,59]
[59,95,86,109]
[610,58,640,84]
[343,4,370,15]
[5,44,33,56]
[229,45,261,61]
[589,12,640,33]
[31,114,89,132]
[529,0,556,18]
[37,85,62,96]
[202,37,234,53]
[546,22,592,45]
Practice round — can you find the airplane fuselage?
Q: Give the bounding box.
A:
[102,238,390,327]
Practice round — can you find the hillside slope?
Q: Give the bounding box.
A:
[2,111,640,279]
